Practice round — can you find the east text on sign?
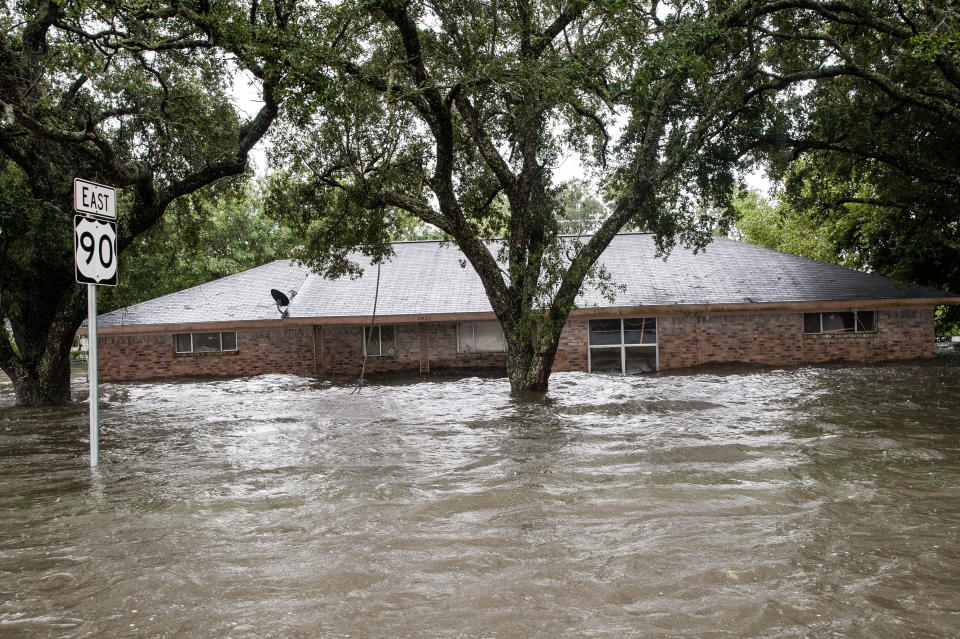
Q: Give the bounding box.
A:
[73,178,116,220]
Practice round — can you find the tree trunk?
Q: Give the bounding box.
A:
[9,354,73,406]
[505,332,560,393]
[1,284,87,407]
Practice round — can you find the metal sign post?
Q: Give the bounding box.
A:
[87,283,99,466]
[73,179,117,467]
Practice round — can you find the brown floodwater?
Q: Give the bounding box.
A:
[2,350,960,638]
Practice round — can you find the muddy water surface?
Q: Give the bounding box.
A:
[2,353,960,638]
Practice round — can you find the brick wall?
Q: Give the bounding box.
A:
[554,318,588,372]
[317,324,422,375]
[97,327,315,381]
[317,323,508,375]
[656,307,934,371]
[419,323,508,372]
[96,306,936,382]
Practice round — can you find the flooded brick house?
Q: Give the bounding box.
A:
[91,234,958,381]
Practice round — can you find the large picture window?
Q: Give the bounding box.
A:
[363,326,397,357]
[174,331,238,353]
[588,318,657,374]
[803,311,876,334]
[457,321,506,353]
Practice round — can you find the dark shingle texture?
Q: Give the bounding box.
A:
[591,235,951,307]
[98,234,955,327]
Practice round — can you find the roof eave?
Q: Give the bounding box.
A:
[569,297,960,317]
[83,297,955,335]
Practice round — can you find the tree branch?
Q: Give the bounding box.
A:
[550,77,680,319]
[454,94,519,195]
[764,134,957,187]
[160,78,280,210]
[530,0,588,58]
[0,97,118,169]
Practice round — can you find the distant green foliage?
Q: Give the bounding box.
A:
[757,0,960,337]
[935,307,960,339]
[557,180,607,235]
[732,189,842,267]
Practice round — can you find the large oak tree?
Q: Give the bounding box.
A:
[757,0,960,307]
[267,0,805,392]
[0,0,289,405]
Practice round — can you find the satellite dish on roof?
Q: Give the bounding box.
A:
[271,288,290,316]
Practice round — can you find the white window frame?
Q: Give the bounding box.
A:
[456,321,507,353]
[173,331,238,354]
[587,318,658,374]
[803,310,878,334]
[363,325,397,357]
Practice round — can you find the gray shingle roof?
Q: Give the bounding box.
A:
[97,234,956,328]
[98,259,309,327]
[289,241,495,318]
[593,235,952,307]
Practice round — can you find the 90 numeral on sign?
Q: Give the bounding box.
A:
[78,230,114,269]
[74,215,118,286]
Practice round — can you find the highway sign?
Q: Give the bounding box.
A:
[73,178,116,220]
[72,179,117,467]
[74,215,118,286]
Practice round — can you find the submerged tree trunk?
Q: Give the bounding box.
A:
[506,339,560,393]
[8,354,72,406]
[1,286,86,407]
[503,309,566,393]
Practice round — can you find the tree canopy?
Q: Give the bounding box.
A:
[757,0,960,300]
[0,0,286,404]
[265,0,816,391]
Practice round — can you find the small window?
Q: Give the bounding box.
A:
[173,331,238,353]
[856,311,876,332]
[590,346,623,373]
[363,326,397,357]
[174,333,193,353]
[457,322,476,352]
[457,321,506,353]
[589,318,658,374]
[625,346,657,373]
[822,312,855,333]
[588,319,622,346]
[194,332,222,352]
[220,332,238,351]
[803,311,877,334]
[623,317,657,345]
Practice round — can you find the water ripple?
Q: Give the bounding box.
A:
[1,356,960,637]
